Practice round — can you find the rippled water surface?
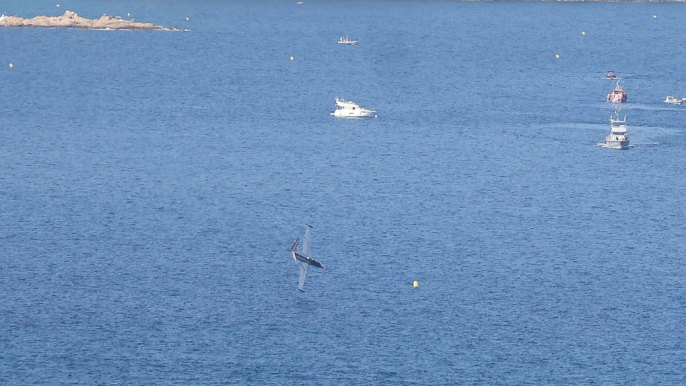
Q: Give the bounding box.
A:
[2,1,686,384]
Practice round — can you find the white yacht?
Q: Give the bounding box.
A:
[330,98,376,118]
[338,36,358,45]
[605,110,630,150]
[664,96,683,105]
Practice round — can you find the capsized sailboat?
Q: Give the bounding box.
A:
[288,224,324,291]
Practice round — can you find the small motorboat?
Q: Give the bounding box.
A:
[607,79,627,103]
[606,71,617,79]
[664,96,683,105]
[338,36,358,45]
[330,98,376,118]
[605,109,630,150]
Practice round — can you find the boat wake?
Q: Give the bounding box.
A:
[630,142,660,147]
[596,143,636,148]
[596,143,661,148]
[623,103,683,112]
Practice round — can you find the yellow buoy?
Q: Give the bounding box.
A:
[413,281,419,288]
[8,63,14,68]
[555,54,560,59]
[290,56,294,61]
[581,31,586,36]
[185,16,190,21]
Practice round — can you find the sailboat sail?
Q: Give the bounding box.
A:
[298,262,308,291]
[302,224,312,257]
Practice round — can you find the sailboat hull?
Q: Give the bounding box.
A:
[294,252,324,268]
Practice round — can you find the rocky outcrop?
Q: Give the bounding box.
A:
[0,11,188,31]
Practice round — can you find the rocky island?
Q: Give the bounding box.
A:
[0,10,188,31]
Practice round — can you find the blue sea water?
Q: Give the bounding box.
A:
[2,1,686,384]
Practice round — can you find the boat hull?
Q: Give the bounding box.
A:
[331,110,376,118]
[605,139,630,149]
[664,97,682,105]
[607,95,627,103]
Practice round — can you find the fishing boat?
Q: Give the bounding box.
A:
[605,109,630,150]
[330,98,376,118]
[606,79,627,103]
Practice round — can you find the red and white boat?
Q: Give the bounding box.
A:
[606,71,617,79]
[607,79,627,103]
